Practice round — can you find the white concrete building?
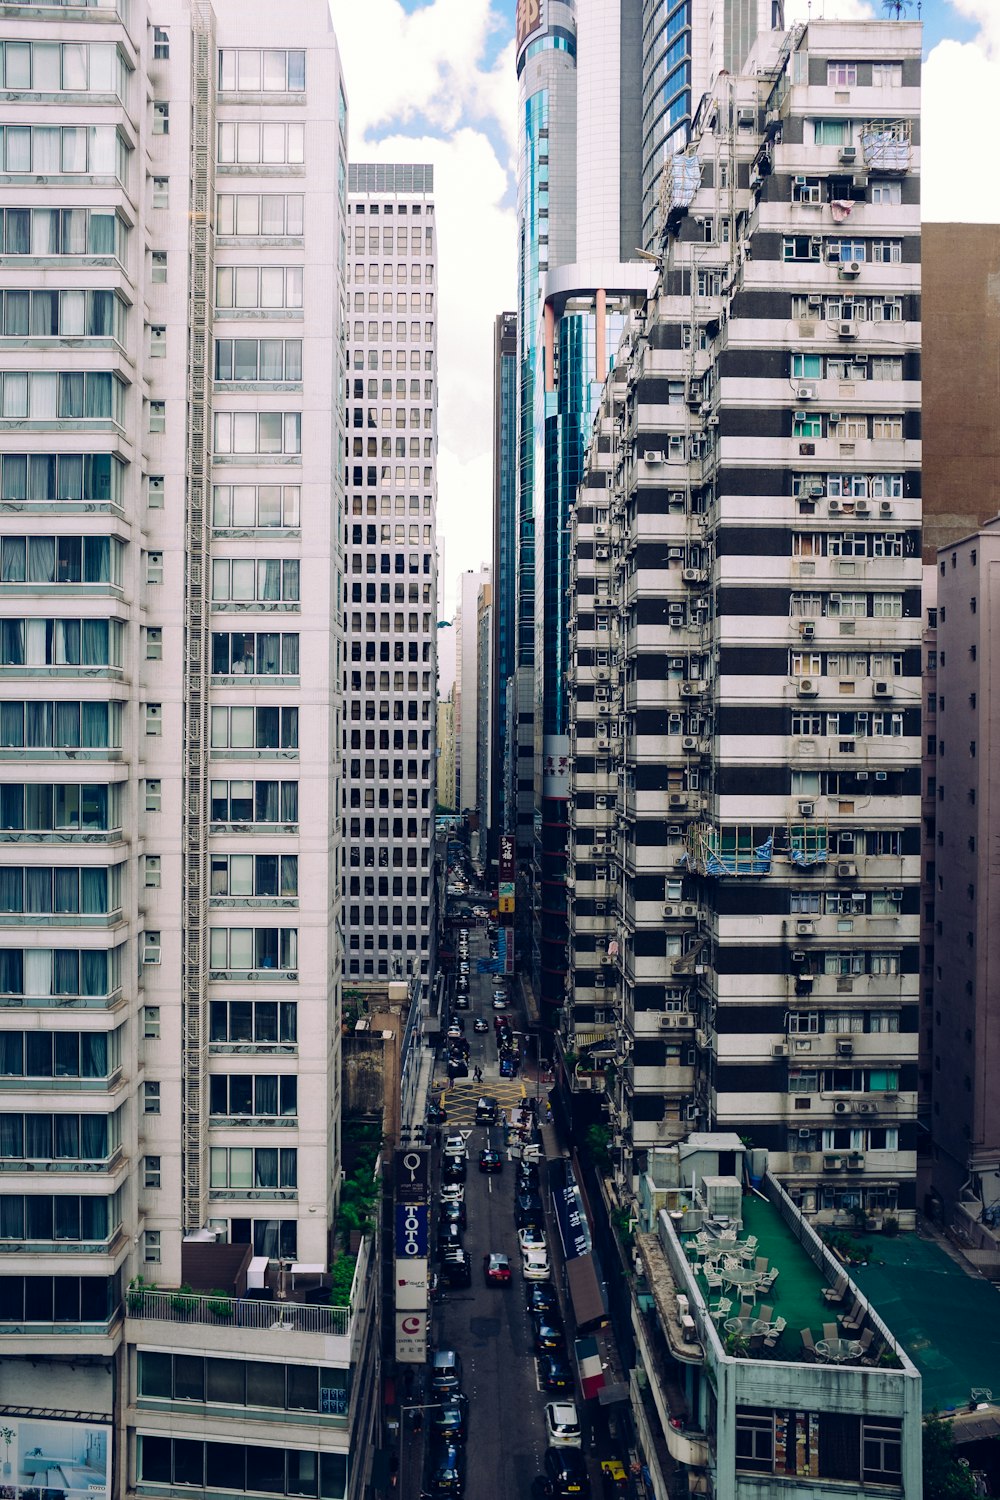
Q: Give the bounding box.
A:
[0,0,376,1492]
[343,163,439,987]
[454,564,488,815]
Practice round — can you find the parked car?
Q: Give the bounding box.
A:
[442,1135,467,1160]
[424,1439,465,1497]
[522,1246,551,1281]
[515,1193,544,1229]
[439,1199,467,1231]
[527,1282,560,1319]
[430,1396,469,1445]
[475,1095,498,1123]
[428,1349,463,1396]
[439,1182,465,1204]
[473,1017,489,1033]
[442,1157,467,1184]
[543,1445,591,1498]
[479,1148,502,1174]
[427,1101,448,1125]
[438,1250,471,1289]
[538,1354,574,1393]
[545,1402,582,1448]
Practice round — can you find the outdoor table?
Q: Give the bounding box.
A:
[723,1316,755,1336]
[815,1337,862,1364]
[722,1266,761,1292]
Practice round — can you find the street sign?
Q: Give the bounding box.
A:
[395,1310,428,1363]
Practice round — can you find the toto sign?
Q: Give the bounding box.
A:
[395,1203,428,1258]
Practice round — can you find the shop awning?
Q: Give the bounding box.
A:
[567,1253,606,1330]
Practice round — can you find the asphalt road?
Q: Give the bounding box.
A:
[416,921,557,1500]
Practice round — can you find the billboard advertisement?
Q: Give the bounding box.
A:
[395,1203,428,1259]
[0,1417,110,1500]
[395,1310,428,1363]
[394,1146,429,1205]
[395,1258,429,1310]
[516,0,544,52]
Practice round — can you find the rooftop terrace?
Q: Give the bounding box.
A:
[853,1230,1000,1413]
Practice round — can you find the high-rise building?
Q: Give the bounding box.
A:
[515,0,782,1014]
[454,564,489,816]
[0,0,378,1490]
[343,163,439,987]
[563,17,923,1227]
[491,311,518,857]
[476,578,493,854]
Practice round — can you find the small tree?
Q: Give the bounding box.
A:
[923,1413,977,1500]
[585,1123,612,1172]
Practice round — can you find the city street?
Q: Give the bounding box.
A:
[408,918,565,1499]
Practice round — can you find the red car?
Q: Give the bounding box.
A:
[483,1252,512,1286]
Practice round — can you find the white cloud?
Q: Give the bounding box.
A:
[783,0,876,21]
[329,0,513,146]
[923,34,1000,221]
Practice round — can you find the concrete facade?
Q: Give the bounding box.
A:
[343,163,439,988]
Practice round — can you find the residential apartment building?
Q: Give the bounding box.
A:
[630,1136,922,1499]
[929,521,1000,1223]
[563,18,922,1227]
[0,0,377,1493]
[343,163,438,987]
[515,0,782,1014]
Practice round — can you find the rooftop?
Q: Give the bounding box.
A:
[852,1230,1000,1413]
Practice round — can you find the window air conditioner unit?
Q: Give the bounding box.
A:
[889,888,903,901]
[682,567,707,584]
[839,146,858,164]
[839,261,862,280]
[663,905,676,918]
[794,410,808,423]
[680,682,704,697]
[880,501,893,515]
[682,735,698,750]
[873,681,892,696]
[707,414,720,428]
[798,801,815,817]
[824,1154,843,1170]
[681,904,697,917]
[596,795,607,807]
[834,1100,851,1115]
[597,738,610,751]
[837,1039,854,1056]
[645,450,664,464]
[799,1127,813,1139]
[669,793,688,808]
[855,498,870,515]
[837,861,858,878]
[838,321,858,339]
[598,705,610,716]
[595,526,608,537]
[800,622,816,640]
[772,1042,788,1058]
[659,1015,677,1030]
[791,951,806,964]
[796,920,814,935]
[596,668,609,680]
[828,500,842,514]
[797,679,818,696]
[797,385,817,401]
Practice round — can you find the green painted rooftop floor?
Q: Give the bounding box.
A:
[852,1231,1000,1414]
[686,1192,832,1359]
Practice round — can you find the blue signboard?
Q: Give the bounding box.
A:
[553,1181,592,1261]
[395,1203,428,1258]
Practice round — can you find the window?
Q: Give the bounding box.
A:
[149,324,166,359]
[208,927,298,974]
[144,1229,161,1263]
[210,854,297,899]
[813,119,850,146]
[143,1006,161,1039]
[145,780,161,813]
[209,705,298,751]
[146,551,163,584]
[151,251,167,283]
[210,780,298,825]
[143,931,161,965]
[209,1000,297,1047]
[736,1410,774,1473]
[148,401,165,434]
[217,49,306,93]
[0,289,126,342]
[212,558,299,605]
[212,484,300,530]
[827,62,857,86]
[152,102,169,135]
[871,239,902,264]
[214,339,302,382]
[862,1420,902,1483]
[145,703,162,736]
[872,593,902,618]
[211,631,299,676]
[144,1156,161,1189]
[209,1146,297,1191]
[153,27,170,60]
[145,626,162,660]
[208,1072,298,1117]
[143,1082,161,1114]
[872,61,902,86]
[213,412,301,455]
[216,122,304,166]
[144,855,161,888]
[152,175,169,207]
[871,180,901,205]
[1,207,127,260]
[0,370,125,424]
[215,194,304,237]
[792,176,822,204]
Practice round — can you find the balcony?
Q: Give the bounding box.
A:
[126,1287,353,1365]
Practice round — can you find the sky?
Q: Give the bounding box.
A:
[328,0,998,614]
